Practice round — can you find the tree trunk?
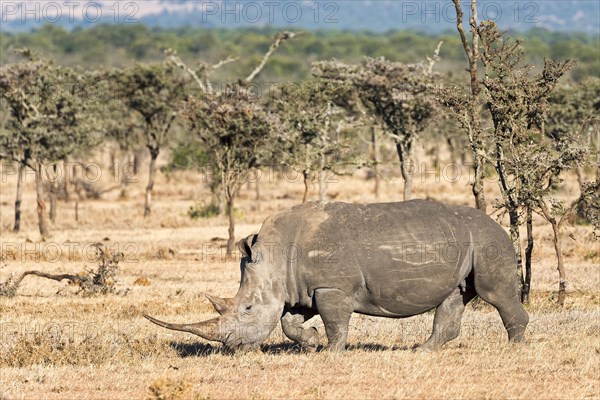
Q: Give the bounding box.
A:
[452,0,487,213]
[49,190,57,223]
[254,169,261,201]
[253,169,262,212]
[110,145,117,177]
[119,153,130,199]
[539,201,567,306]
[318,171,327,202]
[596,153,600,184]
[508,207,524,300]
[447,137,458,165]
[13,161,25,232]
[575,165,585,192]
[226,196,236,255]
[371,126,380,199]
[35,162,50,238]
[551,218,566,306]
[49,164,58,223]
[133,150,141,175]
[396,142,413,201]
[523,206,533,304]
[302,170,310,204]
[494,142,522,297]
[63,159,71,203]
[144,148,159,217]
[472,155,487,212]
[318,153,327,202]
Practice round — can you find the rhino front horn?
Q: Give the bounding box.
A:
[143,314,225,343]
[204,293,235,315]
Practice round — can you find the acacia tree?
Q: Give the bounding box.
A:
[0,50,97,236]
[477,21,579,303]
[512,125,587,304]
[170,32,298,254]
[438,7,590,303]
[313,55,439,201]
[272,81,359,203]
[445,0,488,212]
[95,77,143,199]
[182,87,278,254]
[112,62,188,217]
[547,77,600,187]
[452,0,487,212]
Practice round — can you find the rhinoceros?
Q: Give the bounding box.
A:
[144,200,528,351]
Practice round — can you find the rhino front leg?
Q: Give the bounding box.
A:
[281,309,319,348]
[314,288,354,352]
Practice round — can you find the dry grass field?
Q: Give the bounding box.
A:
[0,150,598,400]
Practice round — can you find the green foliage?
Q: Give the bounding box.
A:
[111,62,189,152]
[106,60,192,216]
[271,80,360,181]
[182,85,279,201]
[314,55,439,144]
[0,49,100,166]
[576,181,600,238]
[1,26,597,82]
[187,201,221,219]
[477,21,582,216]
[547,77,600,141]
[161,140,210,174]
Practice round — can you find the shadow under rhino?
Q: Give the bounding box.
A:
[169,340,402,357]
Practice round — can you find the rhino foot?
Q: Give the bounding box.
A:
[412,344,434,353]
[281,310,320,349]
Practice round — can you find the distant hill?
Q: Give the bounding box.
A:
[1,0,599,34]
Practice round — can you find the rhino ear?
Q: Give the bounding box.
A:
[237,234,258,261]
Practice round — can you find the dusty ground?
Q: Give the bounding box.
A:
[0,150,598,400]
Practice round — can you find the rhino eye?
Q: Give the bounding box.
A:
[245,305,253,311]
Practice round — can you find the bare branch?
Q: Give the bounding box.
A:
[205,56,239,92]
[165,49,206,92]
[425,41,443,75]
[452,0,472,65]
[15,270,86,286]
[469,0,481,100]
[245,31,301,83]
[212,56,238,70]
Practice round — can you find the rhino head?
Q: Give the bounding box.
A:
[144,234,286,350]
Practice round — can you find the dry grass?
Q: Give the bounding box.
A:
[0,151,598,399]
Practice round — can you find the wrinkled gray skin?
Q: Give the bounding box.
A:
[145,200,528,352]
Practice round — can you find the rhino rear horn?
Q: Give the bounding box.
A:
[143,314,225,343]
[204,293,235,315]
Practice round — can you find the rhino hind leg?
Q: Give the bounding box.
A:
[281,308,319,348]
[419,286,476,351]
[473,262,529,343]
[477,289,529,343]
[313,288,354,352]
